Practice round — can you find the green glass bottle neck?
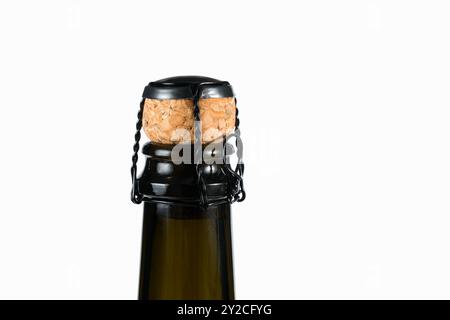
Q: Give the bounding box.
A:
[139,202,235,300]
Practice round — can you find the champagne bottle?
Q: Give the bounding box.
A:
[130,77,245,300]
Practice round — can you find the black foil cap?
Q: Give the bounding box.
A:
[142,76,234,100]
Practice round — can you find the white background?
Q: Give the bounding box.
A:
[1,0,450,299]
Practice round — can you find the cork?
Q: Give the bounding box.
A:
[142,97,236,144]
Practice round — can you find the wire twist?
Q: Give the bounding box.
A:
[220,98,246,203]
[233,98,246,202]
[130,98,145,204]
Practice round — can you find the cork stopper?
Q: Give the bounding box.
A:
[142,97,236,144]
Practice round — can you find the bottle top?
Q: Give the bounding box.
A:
[131,76,245,206]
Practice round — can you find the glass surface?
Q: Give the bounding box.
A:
[139,202,234,300]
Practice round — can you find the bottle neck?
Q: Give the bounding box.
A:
[138,202,234,300]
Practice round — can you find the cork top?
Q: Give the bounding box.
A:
[141,76,237,145]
